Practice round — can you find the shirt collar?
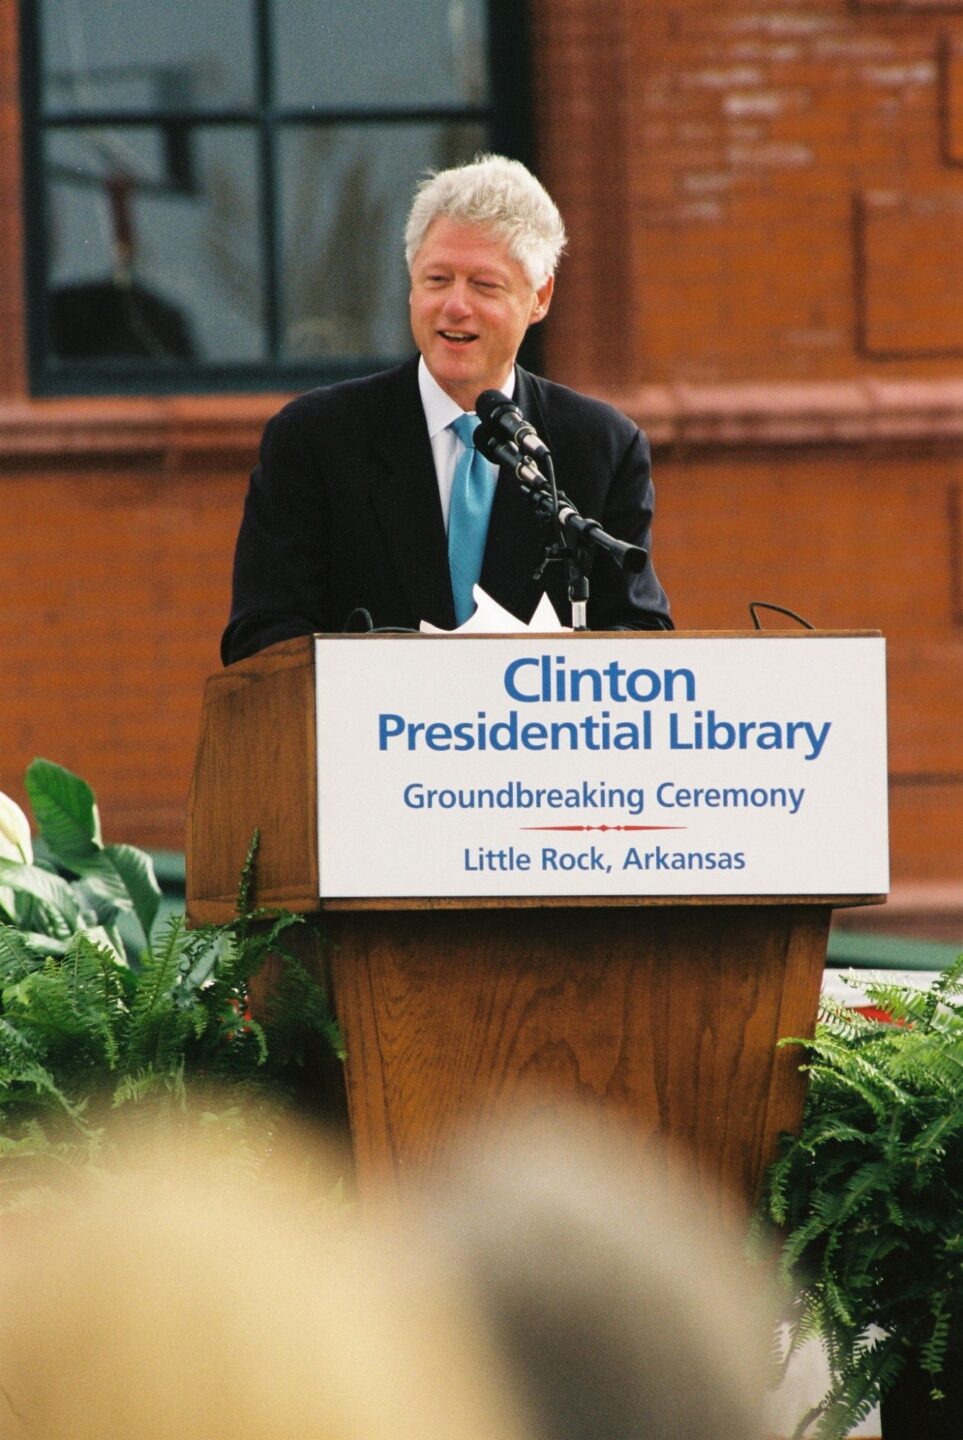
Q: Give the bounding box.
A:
[417,356,516,439]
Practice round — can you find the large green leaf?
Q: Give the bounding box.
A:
[14,932,69,960]
[25,760,102,867]
[12,888,64,942]
[60,849,129,901]
[103,844,161,945]
[0,859,81,934]
[73,881,122,930]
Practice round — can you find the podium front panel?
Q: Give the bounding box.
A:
[314,632,888,902]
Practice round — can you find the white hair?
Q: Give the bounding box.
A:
[404,153,567,289]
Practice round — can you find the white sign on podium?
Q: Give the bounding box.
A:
[314,634,889,900]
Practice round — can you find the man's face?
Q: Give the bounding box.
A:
[409,216,553,411]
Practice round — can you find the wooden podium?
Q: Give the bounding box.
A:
[186,633,884,1216]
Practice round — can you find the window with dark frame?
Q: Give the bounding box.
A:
[21,0,531,396]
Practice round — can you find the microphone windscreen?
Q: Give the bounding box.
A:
[475,389,508,423]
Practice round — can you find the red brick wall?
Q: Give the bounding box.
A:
[0,418,264,848]
[651,443,963,883]
[536,0,963,387]
[531,0,963,905]
[1,0,961,912]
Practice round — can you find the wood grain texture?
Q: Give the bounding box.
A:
[186,637,319,920]
[326,903,830,1220]
[187,635,860,1218]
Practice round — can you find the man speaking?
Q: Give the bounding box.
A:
[221,154,672,664]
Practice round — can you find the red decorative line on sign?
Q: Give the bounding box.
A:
[519,824,687,833]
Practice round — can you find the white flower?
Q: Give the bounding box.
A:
[0,791,33,864]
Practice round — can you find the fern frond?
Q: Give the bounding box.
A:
[0,1017,96,1134]
[127,917,185,1028]
[1,934,123,1078]
[0,799,346,1210]
[235,828,260,924]
[0,923,48,983]
[834,1159,905,1224]
[757,958,963,1436]
[261,940,344,1065]
[931,954,963,1004]
[113,1061,187,1110]
[124,918,202,1074]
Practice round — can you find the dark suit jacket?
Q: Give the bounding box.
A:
[221,357,672,664]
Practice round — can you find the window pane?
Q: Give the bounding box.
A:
[274,0,489,110]
[278,121,486,361]
[45,126,266,363]
[40,0,255,113]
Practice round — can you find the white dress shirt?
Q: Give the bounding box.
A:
[417,356,515,531]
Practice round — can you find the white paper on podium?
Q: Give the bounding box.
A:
[419,586,568,634]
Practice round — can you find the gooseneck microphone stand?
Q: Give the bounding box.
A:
[473,421,647,631]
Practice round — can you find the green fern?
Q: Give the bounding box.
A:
[0,836,343,1207]
[756,956,963,1436]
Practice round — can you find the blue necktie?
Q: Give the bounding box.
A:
[447,412,497,626]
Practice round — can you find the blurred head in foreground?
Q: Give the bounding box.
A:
[0,1132,525,1440]
[0,1117,774,1440]
[416,1117,775,1440]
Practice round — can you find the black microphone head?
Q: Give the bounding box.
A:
[473,419,501,461]
[475,389,512,424]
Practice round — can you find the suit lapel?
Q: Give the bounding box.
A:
[366,361,457,629]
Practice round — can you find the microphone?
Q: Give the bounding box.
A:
[554,508,647,573]
[474,424,647,574]
[475,390,552,464]
[473,421,547,488]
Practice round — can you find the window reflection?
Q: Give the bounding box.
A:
[40,0,255,113]
[46,127,265,363]
[278,123,485,361]
[28,0,505,388]
[274,0,489,110]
